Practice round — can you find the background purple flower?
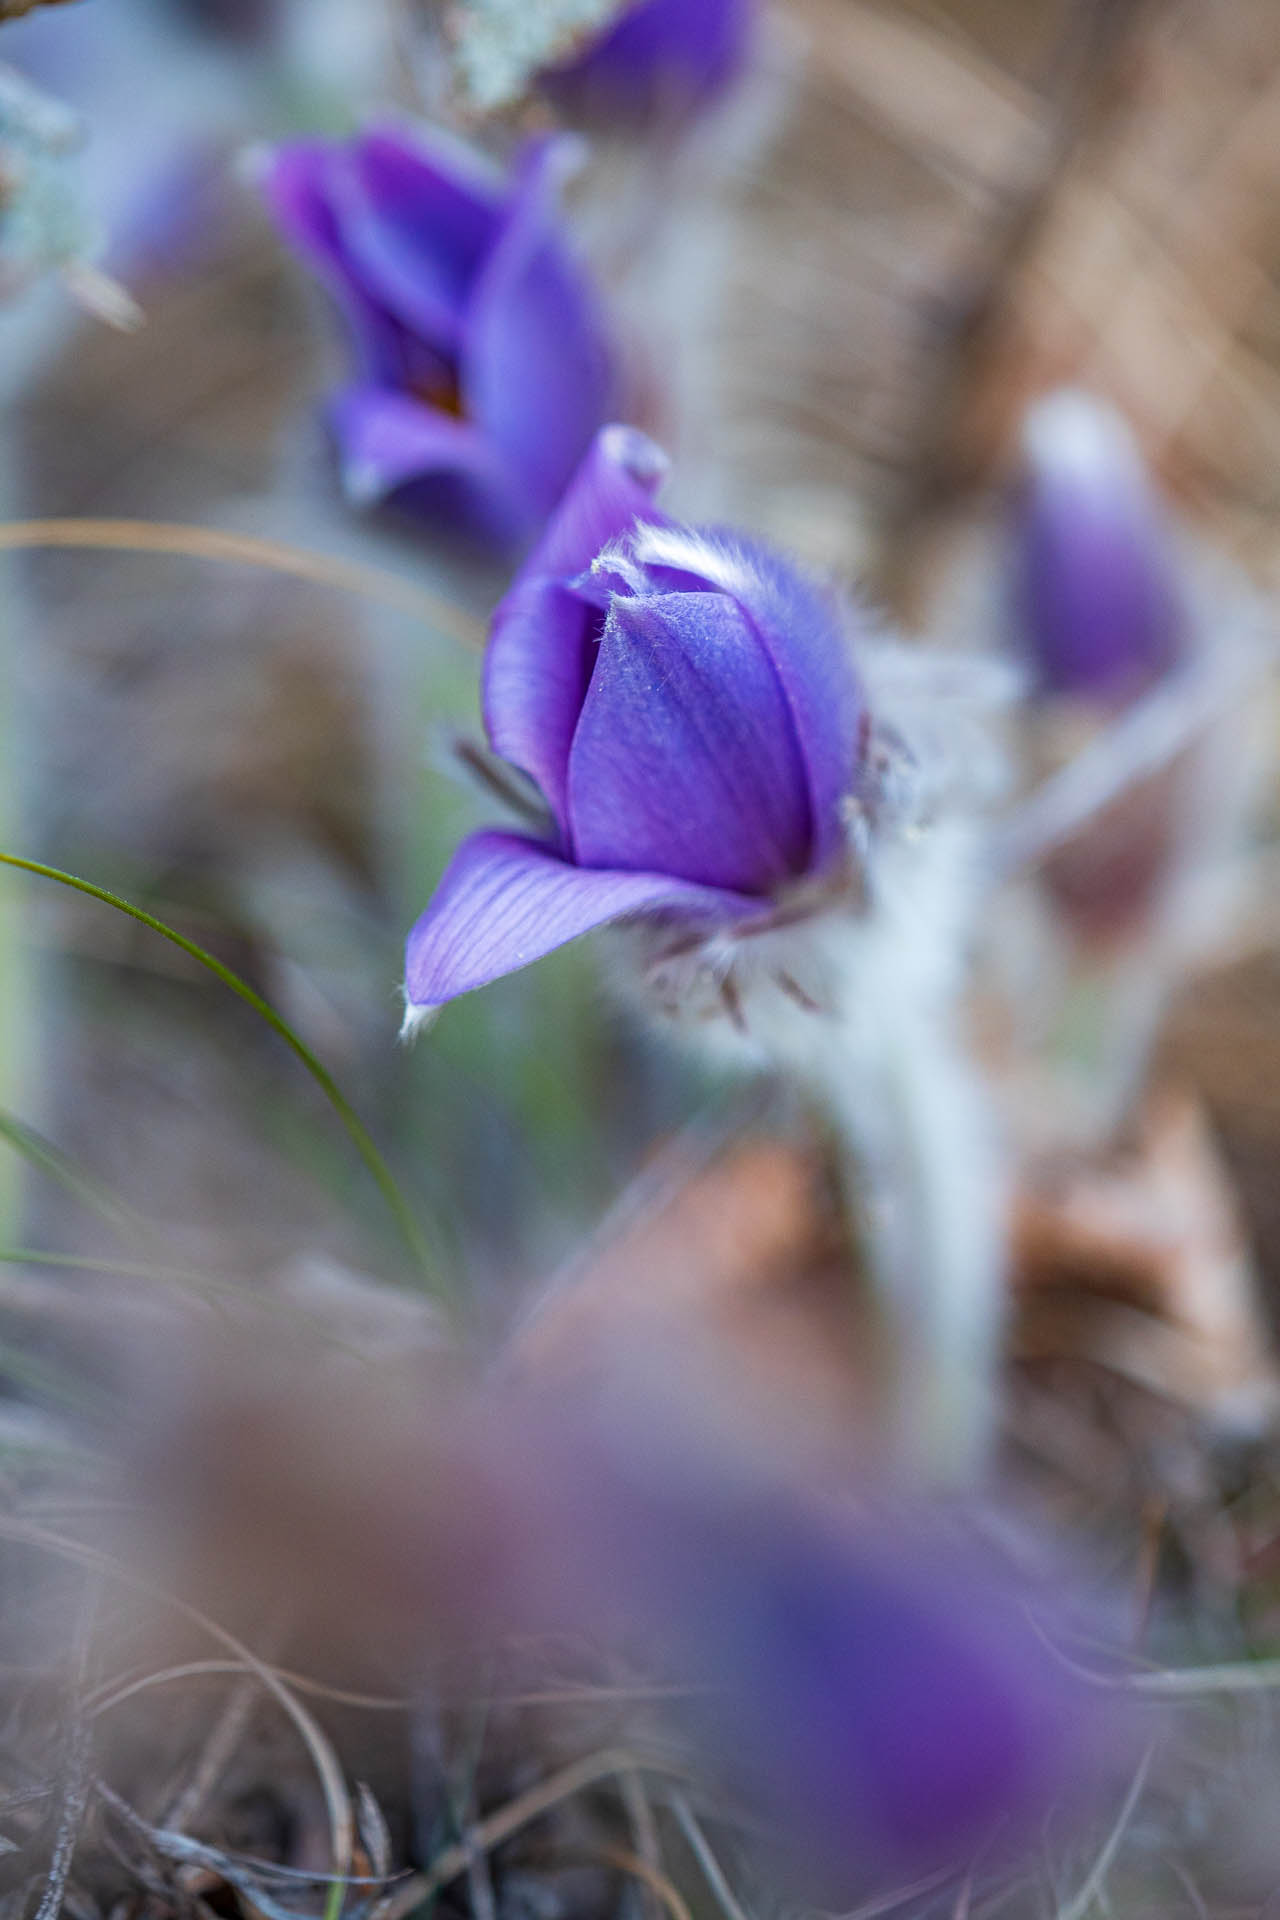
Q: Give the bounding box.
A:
[540,0,756,129]
[1010,389,1193,936]
[1012,387,1185,704]
[404,424,864,1013]
[261,124,617,543]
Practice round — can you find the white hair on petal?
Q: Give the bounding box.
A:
[588,538,650,595]
[628,522,757,599]
[398,992,439,1046]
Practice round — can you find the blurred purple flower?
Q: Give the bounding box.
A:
[403,424,864,1014]
[260,125,617,542]
[1011,390,1194,937]
[1013,388,1185,704]
[540,0,756,128]
[485,1383,1123,1894]
[674,1508,1108,1888]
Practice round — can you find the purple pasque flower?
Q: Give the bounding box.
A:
[1013,388,1185,704]
[1011,390,1193,937]
[259,124,616,543]
[403,424,864,1017]
[479,1375,1122,1896]
[540,0,756,128]
[670,1508,1109,1890]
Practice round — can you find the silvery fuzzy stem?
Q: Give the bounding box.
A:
[991,616,1269,885]
[625,802,1007,1480]
[809,820,1005,1479]
[995,554,1274,1147]
[820,981,1005,1479]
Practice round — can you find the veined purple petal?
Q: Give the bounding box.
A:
[404,830,759,1008]
[462,136,616,521]
[329,384,527,535]
[624,525,862,868]
[567,590,812,892]
[482,427,671,825]
[333,126,502,350]
[1015,389,1184,702]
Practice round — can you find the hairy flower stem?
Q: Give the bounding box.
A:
[820,994,1004,1480]
[758,817,1005,1479]
[631,814,1007,1474]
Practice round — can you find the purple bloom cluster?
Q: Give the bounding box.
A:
[261,125,616,543]
[541,0,756,128]
[404,425,864,1014]
[1013,388,1185,704]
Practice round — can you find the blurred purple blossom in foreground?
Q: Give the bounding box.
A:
[1013,388,1185,703]
[260,124,617,542]
[414,1377,1125,1893]
[540,0,756,128]
[403,424,865,1013]
[155,1326,1131,1899]
[670,1510,1107,1887]
[540,1408,1116,1890]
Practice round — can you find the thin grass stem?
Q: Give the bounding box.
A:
[0,518,484,650]
[0,852,436,1287]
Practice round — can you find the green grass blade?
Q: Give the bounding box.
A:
[0,1106,154,1238]
[0,852,436,1288]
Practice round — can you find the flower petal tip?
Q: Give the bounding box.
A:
[399,997,439,1045]
[598,422,670,488]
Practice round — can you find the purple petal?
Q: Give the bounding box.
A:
[520,423,670,585]
[482,579,597,834]
[482,427,671,825]
[462,137,616,520]
[543,0,756,124]
[259,141,411,384]
[329,384,527,535]
[404,830,758,1008]
[567,590,812,893]
[624,526,863,870]
[684,1521,1101,1885]
[257,140,344,269]
[333,126,502,349]
[1015,389,1184,702]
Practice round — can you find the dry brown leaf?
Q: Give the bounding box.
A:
[1012,1085,1279,1431]
[512,1140,880,1447]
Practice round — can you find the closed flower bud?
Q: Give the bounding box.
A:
[403,424,865,1018]
[260,125,618,544]
[1013,388,1184,705]
[1010,390,1191,940]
